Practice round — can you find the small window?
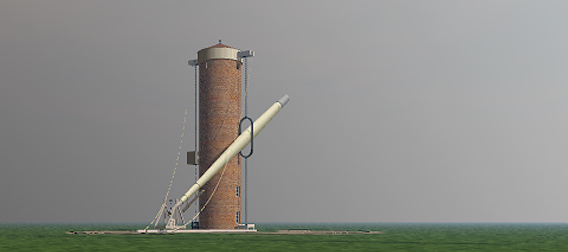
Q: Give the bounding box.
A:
[235,186,240,197]
[236,61,240,69]
[236,211,240,223]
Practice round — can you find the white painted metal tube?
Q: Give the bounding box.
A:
[175,94,290,209]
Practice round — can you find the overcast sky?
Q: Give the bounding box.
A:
[2,1,568,224]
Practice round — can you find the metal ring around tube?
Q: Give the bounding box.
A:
[239,116,253,158]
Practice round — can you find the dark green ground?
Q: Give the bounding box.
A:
[1,223,568,251]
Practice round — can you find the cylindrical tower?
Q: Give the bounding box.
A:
[198,43,242,229]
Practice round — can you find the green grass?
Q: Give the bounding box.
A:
[1,223,568,251]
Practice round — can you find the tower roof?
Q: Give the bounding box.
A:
[198,44,240,64]
[207,43,233,49]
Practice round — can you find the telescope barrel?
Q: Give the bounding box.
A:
[175,94,289,209]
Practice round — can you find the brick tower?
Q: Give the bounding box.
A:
[197,43,242,229]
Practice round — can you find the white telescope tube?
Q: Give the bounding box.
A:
[175,94,290,209]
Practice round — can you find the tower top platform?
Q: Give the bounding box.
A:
[198,44,240,64]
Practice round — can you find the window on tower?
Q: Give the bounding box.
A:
[236,211,240,223]
[235,186,240,197]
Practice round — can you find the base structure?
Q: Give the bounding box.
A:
[137,229,257,234]
[137,223,257,234]
[66,229,383,235]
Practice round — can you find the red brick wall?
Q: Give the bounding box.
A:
[198,59,242,229]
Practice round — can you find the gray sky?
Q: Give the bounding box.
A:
[2,1,568,223]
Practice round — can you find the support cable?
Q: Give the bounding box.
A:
[245,57,248,225]
[145,63,195,230]
[174,155,229,230]
[244,57,249,117]
[244,57,250,225]
[244,155,248,225]
[194,64,198,217]
[144,108,189,230]
[174,102,234,230]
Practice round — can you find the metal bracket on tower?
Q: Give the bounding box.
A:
[187,151,199,165]
[238,117,253,158]
[237,50,255,58]
[188,59,198,66]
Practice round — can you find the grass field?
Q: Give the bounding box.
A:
[1,223,568,251]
